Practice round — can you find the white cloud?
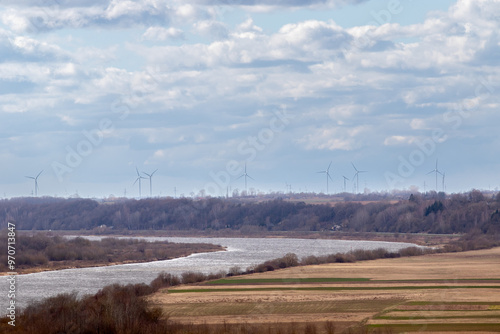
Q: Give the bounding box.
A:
[142,27,184,41]
[298,125,370,151]
[192,0,370,9]
[194,20,229,40]
[0,1,172,32]
[328,105,368,125]
[383,135,416,146]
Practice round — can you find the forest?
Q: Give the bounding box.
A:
[1,191,500,236]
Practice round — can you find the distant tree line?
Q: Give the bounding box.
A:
[1,191,500,235]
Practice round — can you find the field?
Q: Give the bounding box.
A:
[149,247,500,333]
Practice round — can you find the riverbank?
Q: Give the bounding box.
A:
[33,229,460,247]
[0,235,225,275]
[2,230,456,276]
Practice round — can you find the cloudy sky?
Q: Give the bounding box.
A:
[1,0,499,198]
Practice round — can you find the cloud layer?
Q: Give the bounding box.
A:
[1,0,499,197]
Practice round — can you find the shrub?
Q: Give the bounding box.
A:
[228,266,242,276]
[399,246,424,257]
[281,253,299,267]
[181,271,207,284]
[301,255,320,265]
[150,272,181,291]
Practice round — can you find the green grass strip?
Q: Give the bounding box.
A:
[207,277,371,285]
[169,286,500,293]
[390,308,498,312]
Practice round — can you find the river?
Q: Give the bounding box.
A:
[3,237,422,309]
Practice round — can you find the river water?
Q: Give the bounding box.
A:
[3,237,421,309]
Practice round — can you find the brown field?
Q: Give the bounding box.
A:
[149,247,500,333]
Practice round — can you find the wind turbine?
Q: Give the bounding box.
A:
[317,161,333,194]
[133,167,146,198]
[26,170,43,197]
[342,176,349,193]
[235,162,254,193]
[142,169,158,197]
[426,159,442,191]
[352,162,367,193]
[441,172,446,193]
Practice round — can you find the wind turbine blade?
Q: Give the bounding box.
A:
[247,175,255,181]
[328,174,333,182]
[25,176,35,179]
[327,161,332,171]
[426,170,435,175]
[351,162,358,172]
[235,174,245,181]
[151,169,158,176]
[316,171,326,174]
[142,172,151,177]
[136,167,140,176]
[36,170,43,178]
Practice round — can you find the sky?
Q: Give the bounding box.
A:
[0,0,499,199]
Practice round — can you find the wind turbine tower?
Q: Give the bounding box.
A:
[142,169,158,197]
[427,159,442,191]
[442,172,446,193]
[133,167,146,198]
[342,176,349,193]
[236,163,254,193]
[26,170,43,197]
[317,161,333,194]
[351,163,367,193]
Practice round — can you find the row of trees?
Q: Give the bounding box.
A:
[1,191,500,235]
